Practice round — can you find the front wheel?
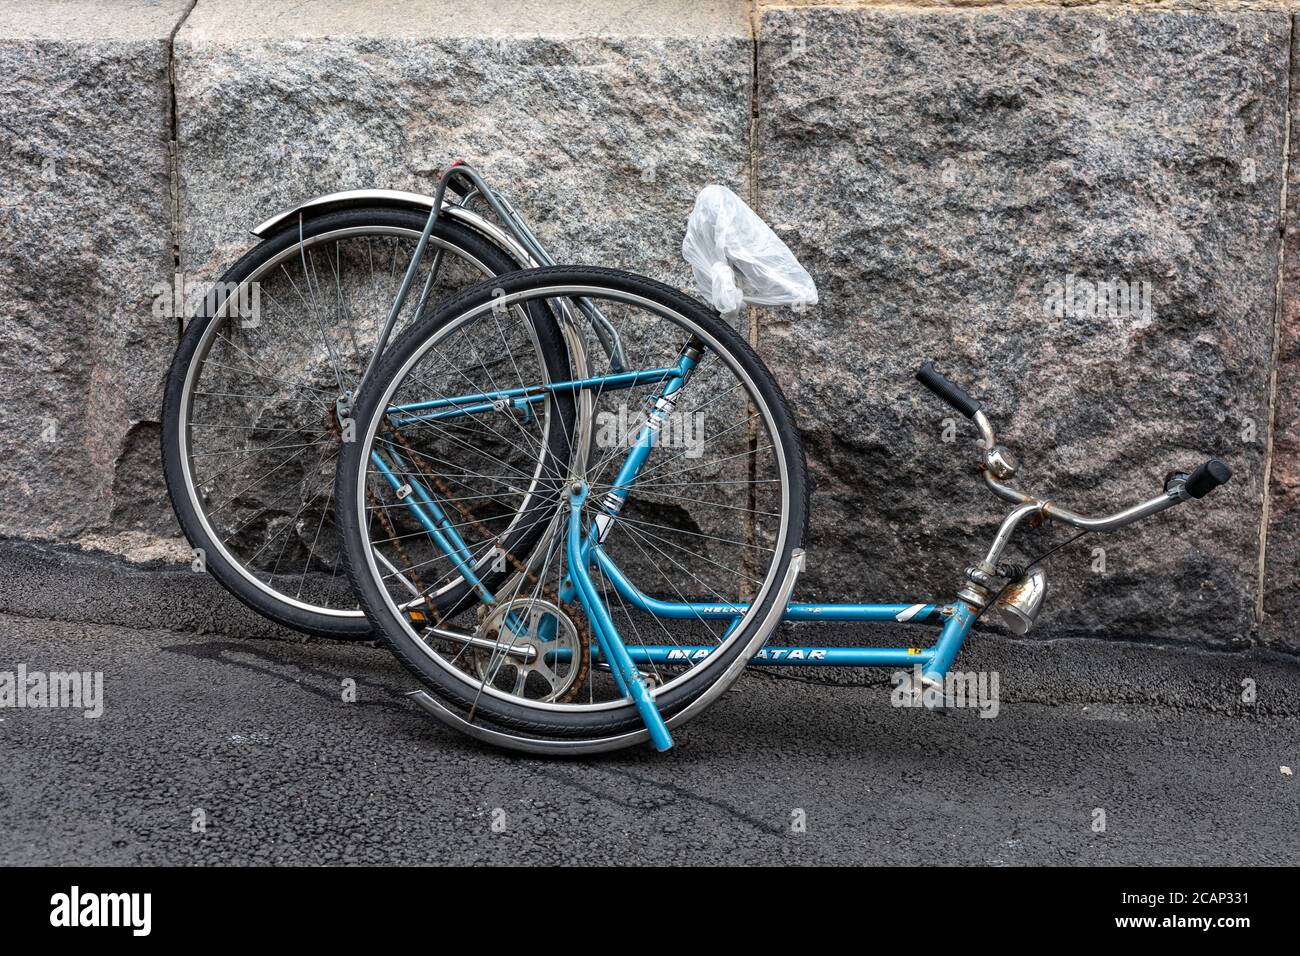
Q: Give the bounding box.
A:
[337,266,808,748]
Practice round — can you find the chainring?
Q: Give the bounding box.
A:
[471,596,591,704]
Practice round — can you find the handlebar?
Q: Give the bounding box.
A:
[913,360,1232,540]
[916,361,982,419]
[1182,458,1232,499]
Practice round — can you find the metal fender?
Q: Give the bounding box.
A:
[249,188,539,268]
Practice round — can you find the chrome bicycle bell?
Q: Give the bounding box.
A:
[994,568,1047,635]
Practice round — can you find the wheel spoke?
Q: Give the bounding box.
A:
[346,278,799,732]
[174,220,505,623]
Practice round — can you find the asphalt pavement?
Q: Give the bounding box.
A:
[1,540,1296,865]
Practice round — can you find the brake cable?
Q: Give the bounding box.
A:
[975,527,1091,623]
[1027,528,1091,572]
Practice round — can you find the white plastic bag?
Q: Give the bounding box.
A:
[681,184,818,319]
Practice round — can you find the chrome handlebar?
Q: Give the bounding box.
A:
[969,410,1231,578]
[974,411,1185,534]
[916,361,1230,607]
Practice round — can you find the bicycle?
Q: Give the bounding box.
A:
[332,172,1232,754]
[160,165,631,638]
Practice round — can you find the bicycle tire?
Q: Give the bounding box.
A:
[161,207,519,638]
[337,265,809,741]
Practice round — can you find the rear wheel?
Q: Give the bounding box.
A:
[161,207,518,638]
[338,266,808,745]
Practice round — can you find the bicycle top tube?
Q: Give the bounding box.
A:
[385,367,680,426]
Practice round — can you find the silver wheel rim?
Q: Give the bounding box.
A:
[177,225,510,620]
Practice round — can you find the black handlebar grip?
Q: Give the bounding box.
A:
[916,361,982,419]
[1184,459,1232,499]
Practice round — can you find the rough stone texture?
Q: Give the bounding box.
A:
[0,1,192,550]
[757,8,1287,647]
[171,0,754,594]
[174,0,752,289]
[1264,19,1300,647]
[761,1,1299,9]
[3,1,1298,651]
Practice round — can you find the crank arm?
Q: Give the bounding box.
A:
[419,626,537,663]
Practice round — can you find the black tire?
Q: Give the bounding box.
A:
[337,266,809,740]
[161,207,519,639]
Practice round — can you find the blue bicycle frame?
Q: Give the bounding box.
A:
[373,352,980,753]
[360,163,1229,755]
